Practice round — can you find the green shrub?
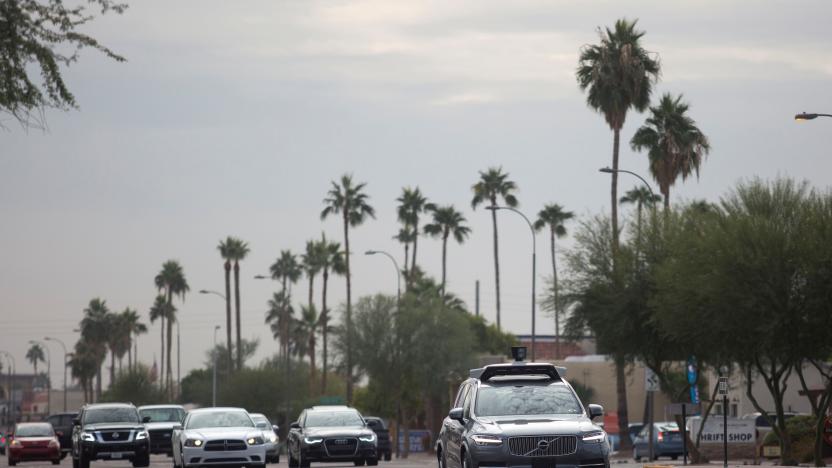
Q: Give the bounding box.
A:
[761,415,816,463]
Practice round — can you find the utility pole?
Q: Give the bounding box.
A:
[45,337,68,412]
[212,325,220,407]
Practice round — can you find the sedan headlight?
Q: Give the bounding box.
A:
[303,437,323,444]
[471,434,503,446]
[81,432,96,442]
[10,439,22,447]
[582,431,606,444]
[135,431,148,440]
[358,433,376,443]
[184,439,204,447]
[247,436,264,445]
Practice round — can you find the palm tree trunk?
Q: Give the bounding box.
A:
[96,366,102,402]
[110,350,115,389]
[321,268,329,394]
[128,339,132,371]
[343,211,353,404]
[166,290,174,399]
[490,200,502,330]
[224,260,233,372]
[550,227,560,360]
[611,126,621,264]
[160,315,165,389]
[635,202,643,267]
[411,219,419,275]
[234,261,243,371]
[403,242,409,282]
[308,273,316,389]
[615,354,632,451]
[133,336,138,371]
[441,232,448,297]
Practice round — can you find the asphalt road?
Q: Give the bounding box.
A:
[0,453,440,468]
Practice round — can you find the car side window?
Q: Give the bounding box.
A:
[453,383,469,408]
[462,385,474,419]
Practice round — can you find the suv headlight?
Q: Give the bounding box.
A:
[247,436,264,445]
[267,433,277,443]
[359,433,376,443]
[582,431,606,444]
[135,431,148,440]
[471,434,503,446]
[81,432,95,442]
[303,437,323,444]
[184,439,204,447]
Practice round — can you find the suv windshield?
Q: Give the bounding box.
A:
[139,407,185,423]
[84,407,139,424]
[187,411,253,429]
[475,384,583,417]
[16,424,54,437]
[305,411,364,427]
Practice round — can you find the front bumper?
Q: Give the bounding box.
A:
[79,440,149,461]
[182,444,266,466]
[9,446,61,462]
[148,429,175,454]
[302,440,377,461]
[467,438,609,468]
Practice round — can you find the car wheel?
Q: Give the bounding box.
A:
[367,458,379,466]
[132,454,150,467]
[437,448,445,468]
[72,454,80,468]
[288,452,299,468]
[79,455,90,468]
[354,459,366,466]
[672,455,679,460]
[633,448,641,462]
[384,452,391,462]
[52,459,61,465]
[463,448,477,468]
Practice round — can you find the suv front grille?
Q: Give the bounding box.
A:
[99,431,133,442]
[204,439,247,451]
[508,435,577,457]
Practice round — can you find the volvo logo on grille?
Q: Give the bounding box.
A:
[334,439,349,445]
[112,432,120,439]
[537,440,549,450]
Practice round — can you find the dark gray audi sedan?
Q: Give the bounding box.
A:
[436,357,609,468]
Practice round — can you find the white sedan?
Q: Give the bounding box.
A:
[172,407,267,468]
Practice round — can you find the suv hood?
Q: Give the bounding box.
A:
[305,426,374,438]
[83,423,144,432]
[472,415,601,437]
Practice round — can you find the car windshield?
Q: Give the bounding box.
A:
[15,424,54,437]
[140,407,185,423]
[475,384,583,417]
[305,411,364,427]
[187,411,253,429]
[84,407,139,424]
[367,419,386,430]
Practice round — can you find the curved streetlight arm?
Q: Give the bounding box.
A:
[199,289,227,300]
[365,250,401,301]
[599,167,657,199]
[795,112,832,121]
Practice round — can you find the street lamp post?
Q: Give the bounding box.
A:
[795,112,832,121]
[44,337,68,412]
[29,340,51,416]
[365,250,403,458]
[485,206,537,361]
[212,325,220,407]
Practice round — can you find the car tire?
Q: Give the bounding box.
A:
[633,448,641,462]
[72,454,80,468]
[354,459,365,466]
[367,458,379,466]
[672,455,679,460]
[289,452,299,468]
[79,455,90,468]
[132,454,150,467]
[385,452,391,462]
[52,459,61,465]
[463,448,477,468]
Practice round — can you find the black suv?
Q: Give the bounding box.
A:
[71,403,150,468]
[362,417,391,461]
[46,412,78,458]
[437,349,610,468]
[288,405,378,467]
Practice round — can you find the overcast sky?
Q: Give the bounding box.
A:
[2,0,831,388]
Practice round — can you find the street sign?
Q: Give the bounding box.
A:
[718,376,728,395]
[645,368,660,392]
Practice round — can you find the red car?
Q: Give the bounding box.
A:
[7,422,61,466]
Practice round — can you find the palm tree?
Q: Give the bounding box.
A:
[396,187,433,281]
[471,167,518,330]
[225,238,250,371]
[321,174,375,403]
[120,308,147,371]
[577,19,659,451]
[393,227,416,277]
[270,250,303,296]
[148,294,172,384]
[154,260,189,398]
[630,93,711,210]
[80,298,110,401]
[423,205,471,296]
[26,343,45,376]
[294,305,320,387]
[302,239,324,324]
[620,186,662,261]
[577,18,660,260]
[104,311,124,386]
[317,233,345,394]
[69,339,99,403]
[265,291,294,360]
[217,238,235,371]
[533,204,575,360]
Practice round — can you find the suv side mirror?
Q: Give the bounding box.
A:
[448,407,464,422]
[141,416,151,423]
[290,422,300,430]
[272,425,280,433]
[587,404,604,420]
[172,424,183,431]
[72,418,81,426]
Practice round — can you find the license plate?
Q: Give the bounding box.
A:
[110,452,124,459]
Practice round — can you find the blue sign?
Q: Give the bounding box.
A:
[687,356,700,405]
